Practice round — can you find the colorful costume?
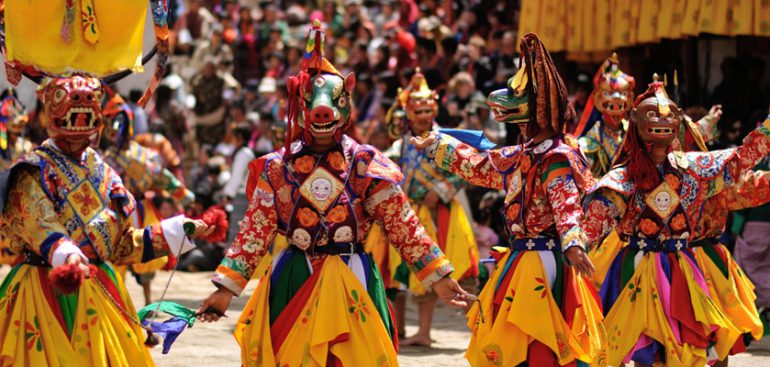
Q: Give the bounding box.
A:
[0,90,33,265]
[428,34,605,366]
[583,79,770,366]
[679,119,768,356]
[0,2,191,365]
[372,71,478,295]
[571,54,636,290]
[212,23,454,366]
[101,94,194,275]
[0,76,195,367]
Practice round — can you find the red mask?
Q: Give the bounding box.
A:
[38,76,104,156]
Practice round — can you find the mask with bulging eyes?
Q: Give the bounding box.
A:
[633,96,683,147]
[37,75,104,156]
[298,71,355,142]
[486,66,529,124]
[593,53,635,124]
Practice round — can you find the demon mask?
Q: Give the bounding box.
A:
[101,93,134,150]
[631,77,682,147]
[486,65,529,124]
[38,76,104,156]
[593,53,635,127]
[402,69,438,136]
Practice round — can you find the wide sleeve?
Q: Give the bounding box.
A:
[726,117,770,182]
[155,167,194,206]
[542,156,588,252]
[582,188,627,249]
[726,170,770,211]
[364,180,453,289]
[212,160,278,295]
[426,132,506,190]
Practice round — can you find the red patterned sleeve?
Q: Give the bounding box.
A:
[212,158,278,295]
[728,118,770,178]
[428,133,507,190]
[542,156,587,251]
[365,180,453,289]
[726,170,770,211]
[582,188,627,249]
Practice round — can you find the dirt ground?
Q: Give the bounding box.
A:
[1,265,766,366]
[126,270,770,367]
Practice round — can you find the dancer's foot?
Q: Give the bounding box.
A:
[400,334,432,347]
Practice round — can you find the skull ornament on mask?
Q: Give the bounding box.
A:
[593,53,635,127]
[38,76,104,156]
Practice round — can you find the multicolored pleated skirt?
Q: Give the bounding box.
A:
[234,247,398,366]
[690,238,763,354]
[600,238,741,367]
[465,244,606,367]
[0,262,154,367]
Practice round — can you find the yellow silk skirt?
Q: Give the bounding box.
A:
[587,230,625,291]
[0,264,153,367]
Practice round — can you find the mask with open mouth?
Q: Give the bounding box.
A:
[38,76,104,156]
[402,68,438,135]
[486,65,529,124]
[298,71,354,143]
[593,53,635,125]
[632,77,682,147]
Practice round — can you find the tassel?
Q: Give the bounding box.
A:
[144,325,161,347]
[49,263,98,294]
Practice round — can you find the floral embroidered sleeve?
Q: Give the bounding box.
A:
[1,168,193,267]
[542,156,588,252]
[365,179,453,289]
[726,170,770,211]
[725,117,770,183]
[582,188,627,249]
[212,165,278,295]
[427,133,506,190]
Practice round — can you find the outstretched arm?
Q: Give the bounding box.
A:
[413,132,507,190]
[726,170,770,211]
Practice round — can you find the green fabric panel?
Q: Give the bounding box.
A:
[477,261,489,290]
[269,250,311,324]
[367,256,395,340]
[393,261,410,287]
[620,248,638,288]
[551,250,564,306]
[702,244,729,279]
[57,290,78,335]
[138,302,196,326]
[540,160,571,182]
[0,264,20,295]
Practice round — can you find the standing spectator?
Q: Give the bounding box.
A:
[190,60,227,147]
[222,123,255,243]
[148,85,188,158]
[127,89,149,135]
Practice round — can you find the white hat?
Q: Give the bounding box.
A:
[258,77,277,94]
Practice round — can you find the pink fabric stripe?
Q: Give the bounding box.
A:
[681,252,719,333]
[654,253,681,343]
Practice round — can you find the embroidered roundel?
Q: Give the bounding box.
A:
[645,182,681,220]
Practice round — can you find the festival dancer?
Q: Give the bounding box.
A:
[413,33,605,367]
[0,90,33,266]
[582,77,770,367]
[0,75,212,366]
[377,69,478,347]
[100,93,195,306]
[197,21,469,367]
[676,117,769,367]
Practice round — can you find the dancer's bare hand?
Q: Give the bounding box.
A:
[565,246,595,277]
[433,277,471,308]
[708,104,723,122]
[184,218,215,238]
[410,132,438,150]
[66,254,92,277]
[197,287,235,322]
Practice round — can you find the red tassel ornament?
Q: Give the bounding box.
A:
[48,262,98,294]
[201,206,229,243]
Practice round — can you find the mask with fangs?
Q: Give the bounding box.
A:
[38,76,104,157]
